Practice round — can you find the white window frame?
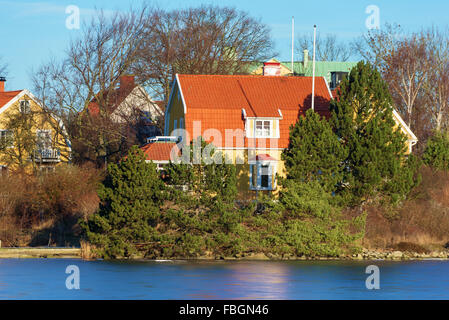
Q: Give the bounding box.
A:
[19,100,31,114]
[0,129,14,148]
[255,120,271,138]
[249,161,277,191]
[246,119,280,138]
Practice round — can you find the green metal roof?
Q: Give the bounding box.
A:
[280,61,359,82]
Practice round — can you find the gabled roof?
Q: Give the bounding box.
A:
[141,142,179,162]
[177,74,331,117]
[87,85,136,116]
[172,74,332,149]
[0,90,23,108]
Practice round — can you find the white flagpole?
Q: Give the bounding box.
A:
[291,16,294,75]
[311,25,316,111]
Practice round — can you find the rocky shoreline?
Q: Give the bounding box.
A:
[1,247,449,261]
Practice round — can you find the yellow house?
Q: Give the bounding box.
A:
[138,71,418,199]
[141,73,417,198]
[0,78,71,174]
[141,74,335,198]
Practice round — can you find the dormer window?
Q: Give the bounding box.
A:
[246,118,280,139]
[19,100,30,114]
[255,120,271,137]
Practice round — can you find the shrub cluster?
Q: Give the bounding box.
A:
[0,164,101,246]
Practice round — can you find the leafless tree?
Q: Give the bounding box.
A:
[32,6,154,165]
[354,24,449,150]
[382,33,430,128]
[352,23,403,68]
[297,32,354,61]
[136,5,275,103]
[32,5,274,165]
[423,27,449,132]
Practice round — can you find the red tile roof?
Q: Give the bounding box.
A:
[177,75,332,149]
[141,142,179,162]
[0,90,22,107]
[87,85,136,116]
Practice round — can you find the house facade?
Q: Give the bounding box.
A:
[145,73,418,198]
[86,75,164,139]
[158,74,334,197]
[0,77,71,174]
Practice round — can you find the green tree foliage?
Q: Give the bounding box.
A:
[422,131,449,170]
[81,146,165,258]
[164,137,237,204]
[282,108,347,193]
[330,61,416,204]
[278,180,366,257]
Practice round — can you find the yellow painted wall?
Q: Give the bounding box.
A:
[220,148,285,198]
[166,83,186,135]
[0,93,71,172]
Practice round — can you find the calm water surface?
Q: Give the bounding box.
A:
[1,259,448,299]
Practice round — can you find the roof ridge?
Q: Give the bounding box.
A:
[177,74,321,79]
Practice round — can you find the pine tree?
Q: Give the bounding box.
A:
[282,108,347,193]
[330,61,412,204]
[81,146,165,258]
[422,131,449,170]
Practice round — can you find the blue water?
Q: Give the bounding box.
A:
[0,259,448,299]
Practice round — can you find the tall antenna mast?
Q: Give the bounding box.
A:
[311,24,317,110]
[291,16,294,75]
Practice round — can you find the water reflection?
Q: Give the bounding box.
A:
[1,259,449,299]
[221,262,290,299]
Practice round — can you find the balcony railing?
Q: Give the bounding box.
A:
[33,148,61,162]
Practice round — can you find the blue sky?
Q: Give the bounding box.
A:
[1,0,448,90]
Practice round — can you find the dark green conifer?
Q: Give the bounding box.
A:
[81,146,165,258]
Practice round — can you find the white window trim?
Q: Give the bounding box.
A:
[19,100,31,114]
[246,119,280,139]
[0,129,14,148]
[249,161,277,191]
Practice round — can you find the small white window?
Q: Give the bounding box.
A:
[19,100,31,114]
[255,120,271,138]
[0,130,14,148]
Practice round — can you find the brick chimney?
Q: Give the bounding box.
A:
[0,77,5,92]
[119,75,135,92]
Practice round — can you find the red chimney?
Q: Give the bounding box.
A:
[0,77,5,92]
[119,75,135,92]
